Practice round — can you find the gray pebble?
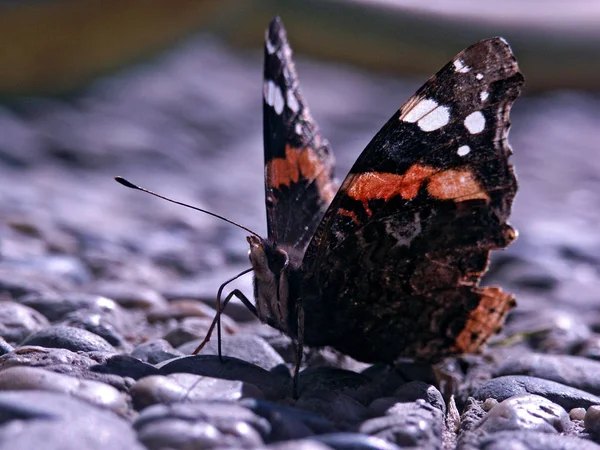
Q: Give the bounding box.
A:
[473,375,600,411]
[0,301,48,344]
[296,390,367,428]
[20,325,115,353]
[131,338,183,364]
[131,373,264,409]
[19,293,117,322]
[92,281,169,309]
[458,430,600,450]
[477,394,568,434]
[267,439,333,450]
[0,391,144,450]
[360,400,442,449]
[394,381,445,414]
[62,310,127,348]
[312,433,402,450]
[494,353,600,396]
[0,338,13,356]
[0,366,128,414]
[159,355,289,400]
[134,402,269,449]
[179,333,285,371]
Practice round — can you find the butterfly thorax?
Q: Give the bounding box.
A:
[247,235,301,336]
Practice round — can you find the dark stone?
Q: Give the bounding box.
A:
[159,355,289,400]
[394,381,445,414]
[295,391,367,428]
[0,301,48,344]
[18,293,118,322]
[20,325,114,353]
[90,354,160,379]
[473,375,600,411]
[178,333,285,371]
[297,367,372,399]
[359,400,442,449]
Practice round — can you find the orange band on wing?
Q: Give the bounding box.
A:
[267,145,336,203]
[427,169,489,201]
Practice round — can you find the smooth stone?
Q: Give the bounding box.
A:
[162,317,217,348]
[585,405,600,434]
[295,390,368,428]
[0,391,144,449]
[0,366,128,414]
[458,430,600,450]
[0,301,49,344]
[62,311,127,347]
[477,394,568,434]
[147,298,222,321]
[159,355,289,400]
[179,333,284,371]
[90,354,160,380]
[131,339,183,364]
[267,439,332,450]
[473,375,600,411]
[0,338,13,356]
[242,399,336,440]
[297,367,372,398]
[0,346,131,391]
[312,432,402,450]
[571,407,587,421]
[134,402,269,449]
[395,381,445,414]
[131,373,264,409]
[495,353,600,396]
[20,325,115,353]
[91,281,169,309]
[360,400,442,449]
[19,255,91,285]
[0,269,60,299]
[19,293,118,322]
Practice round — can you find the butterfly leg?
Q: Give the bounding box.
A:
[292,304,306,399]
[192,268,255,359]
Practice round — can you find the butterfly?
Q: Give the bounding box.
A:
[118,16,523,395]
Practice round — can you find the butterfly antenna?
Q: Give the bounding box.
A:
[114,177,261,238]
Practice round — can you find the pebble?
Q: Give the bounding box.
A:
[473,375,600,411]
[134,402,269,449]
[477,394,568,434]
[0,300,49,344]
[0,391,144,449]
[20,325,115,353]
[571,407,587,421]
[18,293,118,322]
[458,430,600,450]
[179,333,285,371]
[312,433,403,450]
[494,353,600,396]
[131,373,264,408]
[585,405,600,435]
[131,338,183,364]
[360,400,442,448]
[92,281,169,309]
[0,366,128,414]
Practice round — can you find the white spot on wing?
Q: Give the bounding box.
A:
[454,59,471,73]
[464,111,486,134]
[286,90,299,113]
[457,145,471,156]
[294,122,303,136]
[264,80,284,115]
[476,73,484,80]
[402,98,450,132]
[480,91,489,102]
[265,34,277,54]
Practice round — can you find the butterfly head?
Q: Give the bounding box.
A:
[247,235,294,333]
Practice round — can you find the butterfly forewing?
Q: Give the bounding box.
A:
[263,17,337,256]
[299,37,523,363]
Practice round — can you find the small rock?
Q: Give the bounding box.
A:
[0,300,49,344]
[0,366,128,414]
[131,373,264,409]
[19,293,117,322]
[473,375,600,411]
[312,433,402,450]
[585,405,600,435]
[20,325,115,353]
[360,400,442,448]
[477,394,568,434]
[296,390,367,428]
[91,281,168,309]
[458,430,600,450]
[131,339,183,364]
[571,407,587,421]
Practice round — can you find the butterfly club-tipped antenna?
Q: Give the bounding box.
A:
[114,176,263,357]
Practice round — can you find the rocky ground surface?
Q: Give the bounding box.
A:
[1,31,600,450]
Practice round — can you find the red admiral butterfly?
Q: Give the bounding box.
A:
[118,17,523,393]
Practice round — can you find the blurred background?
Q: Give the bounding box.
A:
[1,0,600,333]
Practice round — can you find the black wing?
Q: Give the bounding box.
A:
[263,17,337,258]
[300,38,523,363]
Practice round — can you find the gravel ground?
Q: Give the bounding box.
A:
[1,29,600,449]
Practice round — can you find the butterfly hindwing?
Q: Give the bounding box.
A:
[263,17,337,257]
[299,38,523,362]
